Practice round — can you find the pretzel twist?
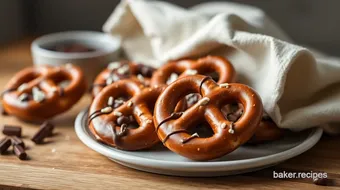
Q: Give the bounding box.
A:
[92,61,155,97]
[89,79,162,150]
[1,64,86,122]
[154,75,263,161]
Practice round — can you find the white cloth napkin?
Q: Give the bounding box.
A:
[103,0,340,134]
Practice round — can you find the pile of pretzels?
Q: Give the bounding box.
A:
[88,56,285,161]
[1,56,285,161]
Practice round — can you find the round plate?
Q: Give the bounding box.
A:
[75,109,323,177]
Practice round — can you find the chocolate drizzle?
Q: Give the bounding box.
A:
[181,133,199,144]
[199,76,212,95]
[162,129,188,144]
[156,112,183,132]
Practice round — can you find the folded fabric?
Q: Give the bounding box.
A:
[103,0,340,134]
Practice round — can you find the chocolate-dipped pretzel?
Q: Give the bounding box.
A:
[154,75,263,161]
[1,64,86,122]
[89,79,162,150]
[91,61,155,97]
[150,55,236,87]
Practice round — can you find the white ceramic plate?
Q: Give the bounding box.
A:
[75,109,323,177]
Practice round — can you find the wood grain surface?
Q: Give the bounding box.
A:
[0,38,339,190]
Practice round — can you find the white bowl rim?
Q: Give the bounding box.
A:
[75,109,323,171]
[31,31,120,60]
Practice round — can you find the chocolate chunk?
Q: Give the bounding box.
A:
[0,137,12,154]
[13,144,27,160]
[11,136,25,148]
[40,121,54,137]
[2,125,22,137]
[31,122,54,144]
[116,116,131,126]
[137,64,155,77]
[313,177,329,186]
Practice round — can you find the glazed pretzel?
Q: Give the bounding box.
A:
[150,55,236,87]
[89,79,162,150]
[1,64,86,122]
[154,75,263,161]
[91,61,155,97]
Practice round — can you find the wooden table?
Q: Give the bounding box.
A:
[0,38,339,190]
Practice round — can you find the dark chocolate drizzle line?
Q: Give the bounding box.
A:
[156,112,183,132]
[0,88,16,98]
[162,129,189,144]
[199,76,212,95]
[88,108,112,125]
[181,133,200,144]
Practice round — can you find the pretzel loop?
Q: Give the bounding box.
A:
[89,79,162,150]
[150,55,236,87]
[154,75,263,161]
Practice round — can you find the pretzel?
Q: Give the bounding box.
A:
[150,55,236,87]
[154,75,263,161]
[91,61,155,97]
[88,79,162,150]
[247,117,285,144]
[221,104,285,144]
[1,64,86,122]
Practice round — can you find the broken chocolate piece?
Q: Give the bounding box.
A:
[31,122,54,144]
[40,121,54,137]
[0,137,12,154]
[11,136,25,148]
[2,125,22,137]
[13,144,27,160]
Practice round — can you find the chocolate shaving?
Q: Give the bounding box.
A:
[156,112,183,132]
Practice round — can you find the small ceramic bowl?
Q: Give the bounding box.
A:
[31,31,121,84]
